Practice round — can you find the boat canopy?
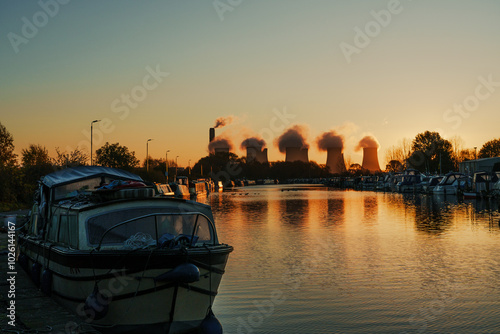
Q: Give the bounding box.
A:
[42,166,143,188]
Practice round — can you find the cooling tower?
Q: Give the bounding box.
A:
[361,147,381,172]
[326,147,346,174]
[209,128,215,143]
[247,147,268,163]
[214,147,229,154]
[285,147,309,163]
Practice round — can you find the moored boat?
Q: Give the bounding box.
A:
[17,166,233,334]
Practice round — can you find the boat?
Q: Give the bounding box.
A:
[396,169,423,193]
[17,166,233,334]
[170,176,191,199]
[422,175,443,194]
[433,172,470,195]
[189,180,208,199]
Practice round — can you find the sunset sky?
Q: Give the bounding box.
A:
[2,1,499,167]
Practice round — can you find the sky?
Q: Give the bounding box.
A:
[1,0,499,168]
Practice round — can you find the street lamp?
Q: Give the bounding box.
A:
[188,159,191,175]
[474,147,477,160]
[146,139,153,172]
[165,150,170,183]
[175,156,179,180]
[90,120,101,166]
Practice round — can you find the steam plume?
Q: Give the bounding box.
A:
[355,135,380,151]
[275,125,309,153]
[241,137,266,151]
[208,136,233,153]
[316,131,344,151]
[214,116,235,129]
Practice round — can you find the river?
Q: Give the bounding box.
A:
[207,184,500,334]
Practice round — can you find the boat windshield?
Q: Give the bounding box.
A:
[87,210,214,248]
[53,177,114,201]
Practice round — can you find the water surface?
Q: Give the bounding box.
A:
[208,185,500,333]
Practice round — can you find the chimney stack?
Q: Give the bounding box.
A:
[209,128,215,143]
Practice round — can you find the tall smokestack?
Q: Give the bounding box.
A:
[285,147,309,163]
[316,131,345,174]
[209,128,215,143]
[361,148,381,172]
[326,148,346,174]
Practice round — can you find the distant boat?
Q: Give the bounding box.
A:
[17,166,233,333]
[433,172,470,195]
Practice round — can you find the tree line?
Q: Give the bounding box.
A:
[2,121,500,210]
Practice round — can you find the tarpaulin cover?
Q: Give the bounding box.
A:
[42,166,143,188]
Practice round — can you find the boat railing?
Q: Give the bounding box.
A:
[95,212,216,251]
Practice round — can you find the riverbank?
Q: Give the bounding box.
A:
[0,213,100,334]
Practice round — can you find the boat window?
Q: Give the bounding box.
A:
[193,215,213,243]
[29,206,40,236]
[58,215,78,248]
[53,177,112,200]
[86,209,215,247]
[47,214,59,242]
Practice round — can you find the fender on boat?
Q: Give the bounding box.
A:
[41,269,52,296]
[84,285,110,321]
[31,262,41,287]
[200,309,223,334]
[154,263,200,283]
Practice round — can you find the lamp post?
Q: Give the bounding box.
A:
[146,139,153,172]
[90,120,101,166]
[188,159,191,175]
[175,156,179,180]
[474,147,477,160]
[165,150,170,183]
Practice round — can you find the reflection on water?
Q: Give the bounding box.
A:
[209,185,500,333]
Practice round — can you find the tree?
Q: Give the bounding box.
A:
[0,122,17,167]
[385,138,412,168]
[408,131,454,173]
[386,160,403,173]
[0,123,21,208]
[53,147,88,168]
[479,138,500,158]
[21,144,52,166]
[21,144,54,201]
[95,142,139,170]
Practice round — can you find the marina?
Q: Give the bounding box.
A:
[3,183,500,333]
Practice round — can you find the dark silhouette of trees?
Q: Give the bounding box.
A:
[21,144,55,201]
[95,142,139,170]
[479,138,500,158]
[0,123,21,209]
[53,147,88,168]
[0,122,17,167]
[408,131,454,173]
